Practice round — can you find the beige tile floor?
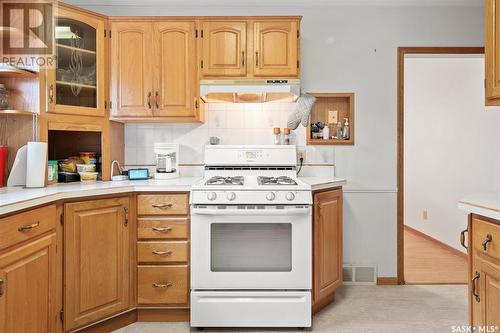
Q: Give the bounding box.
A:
[114,285,467,333]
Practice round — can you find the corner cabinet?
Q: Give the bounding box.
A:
[47,6,106,117]
[312,188,343,313]
[467,214,500,328]
[111,20,201,122]
[0,205,58,333]
[64,197,131,331]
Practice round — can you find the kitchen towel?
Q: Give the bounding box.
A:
[26,141,47,188]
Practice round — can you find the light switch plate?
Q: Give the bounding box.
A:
[328,110,338,124]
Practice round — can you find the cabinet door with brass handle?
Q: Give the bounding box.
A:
[460,228,469,250]
[138,218,188,240]
[0,234,57,333]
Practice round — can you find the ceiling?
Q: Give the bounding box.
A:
[64,0,482,7]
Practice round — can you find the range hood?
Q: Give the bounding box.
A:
[200,79,301,103]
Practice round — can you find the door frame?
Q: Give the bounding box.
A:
[396,46,484,285]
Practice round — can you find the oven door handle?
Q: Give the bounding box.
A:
[191,207,311,216]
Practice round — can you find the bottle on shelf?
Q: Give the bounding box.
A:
[342,118,350,139]
[283,128,291,145]
[273,127,281,145]
[323,124,330,140]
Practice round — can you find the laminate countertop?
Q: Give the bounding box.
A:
[0,177,346,216]
[458,192,500,221]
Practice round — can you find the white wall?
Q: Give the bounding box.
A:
[67,0,485,276]
[404,55,500,252]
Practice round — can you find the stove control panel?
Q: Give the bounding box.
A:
[192,190,312,205]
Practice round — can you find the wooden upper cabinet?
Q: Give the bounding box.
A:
[313,188,343,313]
[153,21,197,118]
[201,21,247,77]
[48,7,106,117]
[111,22,154,117]
[253,21,299,77]
[64,197,131,331]
[485,0,500,104]
[0,234,57,333]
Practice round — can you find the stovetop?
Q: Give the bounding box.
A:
[205,176,245,186]
[257,176,298,186]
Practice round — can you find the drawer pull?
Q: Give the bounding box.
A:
[151,203,173,210]
[472,271,480,302]
[152,282,172,289]
[152,250,173,256]
[0,278,4,297]
[18,221,40,232]
[482,234,493,251]
[460,229,468,250]
[152,226,172,233]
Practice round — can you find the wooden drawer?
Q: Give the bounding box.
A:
[137,194,189,216]
[138,217,188,240]
[137,265,189,305]
[473,216,500,259]
[0,205,56,250]
[138,241,189,263]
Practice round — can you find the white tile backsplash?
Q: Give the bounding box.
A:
[124,102,335,166]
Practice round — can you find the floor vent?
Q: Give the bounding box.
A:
[343,264,377,285]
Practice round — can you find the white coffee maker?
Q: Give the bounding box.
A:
[154,143,179,179]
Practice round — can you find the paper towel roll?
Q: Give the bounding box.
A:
[26,142,47,188]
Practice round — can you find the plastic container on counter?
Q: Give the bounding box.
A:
[76,163,96,173]
[79,171,98,183]
[79,152,97,165]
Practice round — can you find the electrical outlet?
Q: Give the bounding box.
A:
[423,210,428,220]
[297,149,306,162]
[328,110,338,124]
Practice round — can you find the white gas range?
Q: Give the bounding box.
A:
[190,145,312,329]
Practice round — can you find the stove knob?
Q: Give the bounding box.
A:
[207,192,217,201]
[266,192,276,201]
[285,192,295,201]
[226,192,236,201]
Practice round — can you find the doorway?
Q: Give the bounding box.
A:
[397,47,490,284]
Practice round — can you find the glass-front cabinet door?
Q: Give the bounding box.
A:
[47,7,105,117]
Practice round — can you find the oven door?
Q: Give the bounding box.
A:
[191,205,312,290]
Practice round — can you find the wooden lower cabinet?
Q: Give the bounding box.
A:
[312,188,343,313]
[137,265,189,305]
[64,197,131,331]
[469,214,500,328]
[0,234,58,333]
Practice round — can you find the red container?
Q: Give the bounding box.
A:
[0,145,7,187]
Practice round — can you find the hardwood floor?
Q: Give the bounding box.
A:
[404,226,467,285]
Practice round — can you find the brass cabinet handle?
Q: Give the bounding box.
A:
[18,221,40,232]
[151,226,172,233]
[471,271,480,302]
[482,234,492,251]
[460,229,468,250]
[255,51,259,66]
[152,282,172,288]
[123,207,129,227]
[147,92,152,109]
[155,91,159,109]
[152,250,173,256]
[0,278,4,297]
[48,84,54,103]
[242,51,245,66]
[151,203,173,209]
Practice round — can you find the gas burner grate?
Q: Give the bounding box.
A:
[205,176,245,186]
[257,176,298,186]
